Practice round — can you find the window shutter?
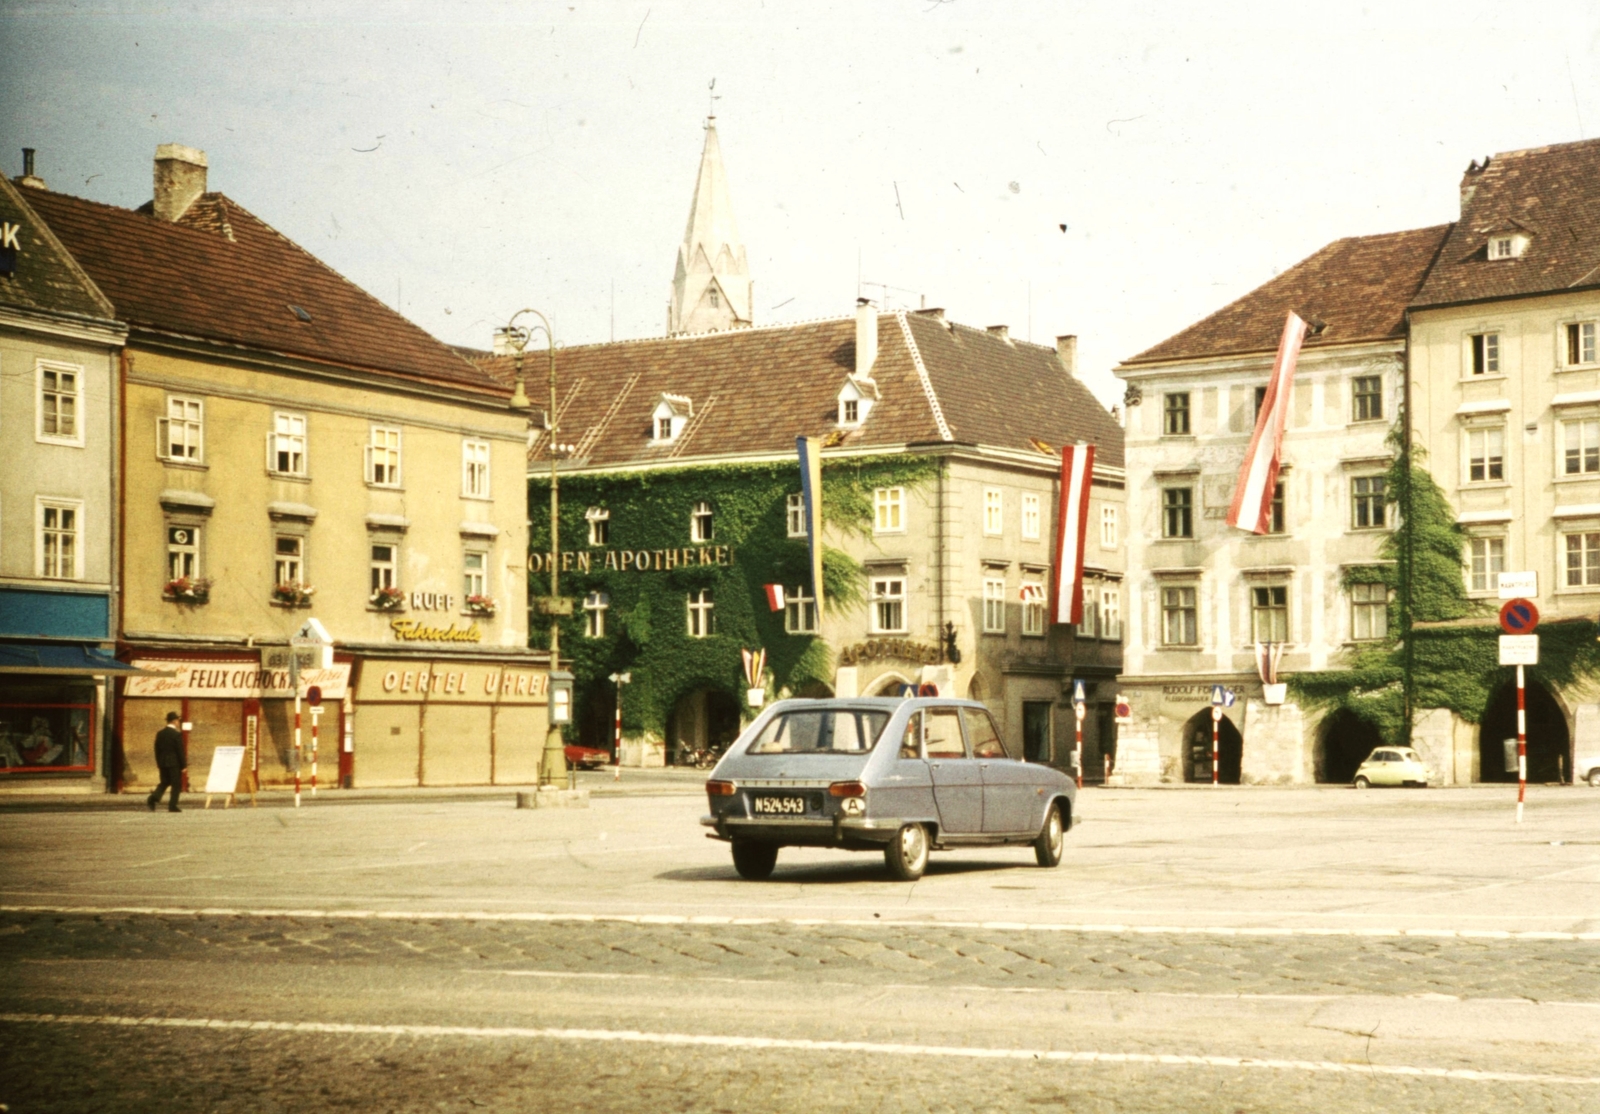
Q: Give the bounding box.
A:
[157,417,170,460]
[265,430,274,472]
[363,443,373,484]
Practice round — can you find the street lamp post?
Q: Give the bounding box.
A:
[495,309,574,787]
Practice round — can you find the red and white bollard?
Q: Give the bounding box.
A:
[613,693,623,781]
[293,691,302,809]
[1073,703,1084,789]
[310,703,321,798]
[1211,705,1221,786]
[1516,663,1527,824]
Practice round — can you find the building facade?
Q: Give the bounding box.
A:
[26,144,543,792]
[0,159,130,792]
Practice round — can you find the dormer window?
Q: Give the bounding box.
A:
[651,393,693,442]
[837,374,878,427]
[1485,231,1529,260]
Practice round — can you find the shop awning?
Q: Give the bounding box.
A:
[0,643,163,676]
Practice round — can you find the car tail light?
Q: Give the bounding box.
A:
[829,781,866,798]
[706,780,737,796]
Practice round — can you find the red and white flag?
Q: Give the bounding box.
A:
[763,584,786,612]
[1052,442,1096,626]
[1228,312,1308,534]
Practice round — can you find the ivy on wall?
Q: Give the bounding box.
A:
[1291,426,1600,742]
[528,455,940,740]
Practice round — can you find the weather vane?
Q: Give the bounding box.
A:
[707,77,720,122]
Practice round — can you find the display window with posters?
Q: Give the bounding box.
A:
[0,680,95,774]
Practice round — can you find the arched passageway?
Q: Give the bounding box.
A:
[576,680,617,752]
[667,687,742,764]
[1315,709,1384,784]
[1479,678,1570,783]
[1182,709,1241,784]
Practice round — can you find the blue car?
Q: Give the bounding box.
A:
[701,697,1077,881]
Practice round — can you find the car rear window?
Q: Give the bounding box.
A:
[746,709,892,755]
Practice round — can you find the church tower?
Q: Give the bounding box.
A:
[668,117,752,336]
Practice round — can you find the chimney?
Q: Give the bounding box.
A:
[153,143,208,222]
[18,147,46,190]
[1056,334,1078,376]
[986,324,1009,340]
[1460,155,1490,217]
[855,297,878,377]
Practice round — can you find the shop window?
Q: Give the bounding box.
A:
[366,425,401,486]
[268,411,307,476]
[1251,585,1289,642]
[1162,487,1193,538]
[871,577,905,633]
[586,507,610,545]
[37,499,81,580]
[1468,537,1505,594]
[786,493,806,538]
[687,588,715,638]
[37,361,82,444]
[983,577,1007,633]
[874,487,904,533]
[0,692,93,772]
[1350,581,1388,640]
[158,396,204,462]
[690,501,714,542]
[462,439,490,498]
[1162,585,1198,646]
[983,488,1003,536]
[784,584,817,634]
[584,592,609,638]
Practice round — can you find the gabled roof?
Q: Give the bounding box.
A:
[484,310,1122,471]
[1124,225,1452,366]
[0,177,118,325]
[1412,137,1600,308]
[23,188,502,394]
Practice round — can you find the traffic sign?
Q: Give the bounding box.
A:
[1499,598,1539,635]
[306,685,322,707]
[1072,679,1087,706]
[1498,571,1537,600]
[1210,683,1225,706]
[1498,635,1539,666]
[1114,694,1132,724]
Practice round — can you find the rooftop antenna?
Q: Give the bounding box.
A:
[707,78,720,123]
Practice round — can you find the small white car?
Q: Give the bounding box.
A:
[1577,753,1600,787]
[1353,747,1433,788]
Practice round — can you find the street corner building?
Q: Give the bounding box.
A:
[1113,136,1600,787]
[16,143,544,793]
[0,153,134,791]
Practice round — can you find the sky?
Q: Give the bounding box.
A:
[2,0,1598,406]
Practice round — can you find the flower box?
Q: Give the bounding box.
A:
[370,586,406,611]
[465,595,497,618]
[164,576,212,604]
[272,581,315,607]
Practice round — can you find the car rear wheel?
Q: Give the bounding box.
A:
[1034,802,1064,868]
[884,823,929,881]
[1354,775,1371,789]
[731,840,778,880]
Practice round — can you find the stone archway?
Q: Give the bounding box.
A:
[666,686,742,764]
[1479,678,1571,783]
[1181,708,1242,784]
[869,671,913,696]
[1315,709,1384,784]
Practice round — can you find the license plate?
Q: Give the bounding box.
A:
[752,795,808,816]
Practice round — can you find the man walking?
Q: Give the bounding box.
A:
[147,711,186,813]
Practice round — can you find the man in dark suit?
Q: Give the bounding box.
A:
[147,712,186,813]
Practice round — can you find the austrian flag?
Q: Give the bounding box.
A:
[1051,442,1095,626]
[764,584,786,612]
[1228,312,1308,534]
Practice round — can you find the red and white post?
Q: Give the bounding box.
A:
[309,704,321,798]
[1516,663,1527,824]
[1073,702,1085,789]
[293,690,302,809]
[1211,706,1221,786]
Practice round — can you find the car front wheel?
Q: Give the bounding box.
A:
[1354,775,1371,789]
[884,823,930,881]
[1034,802,1064,867]
[731,840,778,880]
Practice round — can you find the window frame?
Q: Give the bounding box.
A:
[870,576,906,634]
[1021,581,1046,637]
[1349,580,1388,641]
[783,583,818,634]
[1463,425,1506,485]
[1351,375,1383,422]
[586,507,610,546]
[983,488,1003,537]
[462,550,488,600]
[1100,584,1122,642]
[786,493,806,538]
[1162,391,1191,436]
[686,587,715,638]
[273,534,305,587]
[1160,584,1198,647]
[873,487,905,534]
[841,397,859,425]
[982,576,1007,634]
[690,500,714,543]
[1563,530,1600,590]
[461,439,491,499]
[36,360,85,447]
[1020,492,1041,541]
[583,591,610,637]
[1266,481,1286,534]
[1470,332,1501,376]
[1559,415,1600,478]
[166,523,202,583]
[366,424,402,488]
[1351,475,1388,531]
[268,410,308,477]
[1250,584,1289,644]
[370,542,399,594]
[1466,536,1506,596]
[1564,321,1597,368]
[157,395,204,463]
[1161,486,1194,539]
[1100,505,1118,549]
[1076,582,1099,639]
[36,497,84,580]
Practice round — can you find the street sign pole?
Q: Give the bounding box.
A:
[290,650,302,810]
[1211,705,1221,786]
[1074,702,1085,789]
[1517,663,1527,824]
[1497,597,1539,824]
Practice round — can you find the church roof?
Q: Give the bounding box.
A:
[23,187,504,395]
[1412,137,1600,308]
[670,119,752,335]
[484,310,1122,470]
[1122,224,1452,366]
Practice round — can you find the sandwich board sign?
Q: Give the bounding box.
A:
[204,746,247,809]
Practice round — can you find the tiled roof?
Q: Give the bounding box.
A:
[482,310,1123,471]
[1413,137,1600,308]
[1124,225,1452,366]
[0,177,117,324]
[23,188,501,394]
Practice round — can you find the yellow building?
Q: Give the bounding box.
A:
[29,144,543,790]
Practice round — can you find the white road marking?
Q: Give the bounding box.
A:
[1,1011,1594,1085]
[489,969,1600,1008]
[3,904,1596,941]
[126,854,193,869]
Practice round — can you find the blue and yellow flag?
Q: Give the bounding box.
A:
[797,435,824,619]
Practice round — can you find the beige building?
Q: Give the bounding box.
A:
[0,155,130,792]
[28,144,543,791]
[1407,138,1600,784]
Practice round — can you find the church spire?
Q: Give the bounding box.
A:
[668,116,752,336]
